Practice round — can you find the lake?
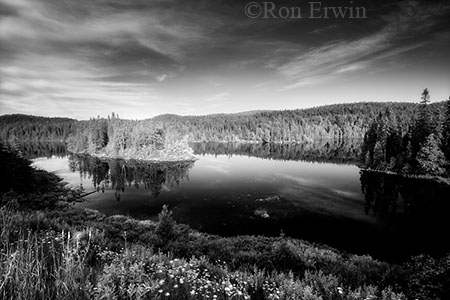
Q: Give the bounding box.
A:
[28,141,450,262]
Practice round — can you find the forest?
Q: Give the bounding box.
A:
[2,102,446,145]
[0,114,75,142]
[360,90,450,178]
[1,101,447,159]
[1,98,449,172]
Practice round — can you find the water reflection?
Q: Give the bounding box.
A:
[69,154,194,199]
[10,142,67,159]
[359,170,450,259]
[191,139,362,164]
[13,139,361,163]
[360,170,450,220]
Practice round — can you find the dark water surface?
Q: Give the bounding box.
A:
[30,141,450,262]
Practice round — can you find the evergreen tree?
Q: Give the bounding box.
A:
[443,97,450,161]
[155,205,176,244]
[416,134,447,176]
[412,88,433,153]
[373,140,386,170]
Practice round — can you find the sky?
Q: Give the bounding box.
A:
[0,0,449,120]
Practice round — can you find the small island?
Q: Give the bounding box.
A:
[66,113,197,162]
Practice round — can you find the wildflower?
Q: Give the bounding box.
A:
[165,292,170,296]
[158,289,163,293]
[174,284,179,288]
[337,287,343,295]
[179,278,184,284]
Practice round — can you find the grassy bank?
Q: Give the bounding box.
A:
[1,204,450,300]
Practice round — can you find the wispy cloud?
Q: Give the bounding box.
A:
[277,0,450,90]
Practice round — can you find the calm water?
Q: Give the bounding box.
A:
[30,141,450,262]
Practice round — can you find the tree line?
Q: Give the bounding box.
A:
[0,114,75,142]
[1,101,448,162]
[2,102,442,144]
[152,102,422,143]
[361,89,450,177]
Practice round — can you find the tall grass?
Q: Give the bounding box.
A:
[1,207,409,300]
[1,208,93,299]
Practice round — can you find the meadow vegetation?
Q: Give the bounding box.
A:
[1,198,449,299]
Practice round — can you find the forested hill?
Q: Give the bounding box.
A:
[0,102,446,144]
[151,102,444,142]
[0,114,76,142]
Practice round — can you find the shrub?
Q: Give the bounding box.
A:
[155,205,176,245]
[402,254,450,300]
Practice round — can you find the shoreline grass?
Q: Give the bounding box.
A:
[1,205,449,300]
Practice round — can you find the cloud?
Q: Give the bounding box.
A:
[334,63,367,74]
[205,92,230,106]
[157,74,167,82]
[0,51,160,118]
[0,0,222,117]
[277,0,450,90]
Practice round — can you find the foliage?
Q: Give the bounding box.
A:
[361,89,449,177]
[441,97,450,161]
[400,254,450,300]
[0,205,417,300]
[0,114,75,142]
[416,134,447,175]
[3,102,444,146]
[150,102,424,143]
[155,205,176,246]
[66,116,195,161]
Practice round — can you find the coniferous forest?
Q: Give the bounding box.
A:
[0,101,446,147]
[2,99,449,175]
[361,90,450,178]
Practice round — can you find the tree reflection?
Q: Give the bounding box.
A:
[360,170,450,221]
[191,139,362,164]
[69,154,194,199]
[7,142,67,159]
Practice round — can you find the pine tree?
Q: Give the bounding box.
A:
[416,133,447,176]
[373,140,386,170]
[412,88,433,153]
[155,205,176,244]
[443,97,450,161]
[401,139,414,174]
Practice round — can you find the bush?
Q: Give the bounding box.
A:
[155,205,176,245]
[402,254,450,300]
